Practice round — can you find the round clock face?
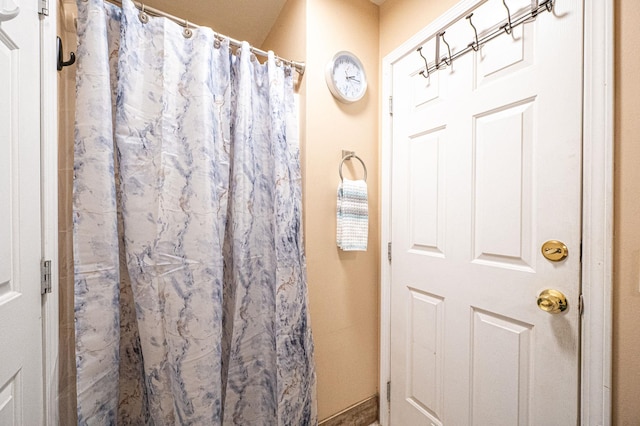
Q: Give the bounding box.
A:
[325,51,367,103]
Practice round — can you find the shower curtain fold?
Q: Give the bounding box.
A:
[73,0,316,424]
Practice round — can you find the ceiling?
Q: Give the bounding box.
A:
[141,0,384,47]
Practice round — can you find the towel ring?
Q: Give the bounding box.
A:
[339,154,367,182]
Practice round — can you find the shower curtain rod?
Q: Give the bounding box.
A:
[103,0,306,76]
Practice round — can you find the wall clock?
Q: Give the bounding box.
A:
[325,51,367,103]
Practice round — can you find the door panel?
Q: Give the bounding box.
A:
[390,1,582,425]
[470,309,532,426]
[408,130,446,256]
[0,1,44,424]
[473,98,535,270]
[406,288,444,421]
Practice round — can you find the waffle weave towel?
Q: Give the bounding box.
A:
[337,178,368,251]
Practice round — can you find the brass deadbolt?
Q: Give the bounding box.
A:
[541,240,568,261]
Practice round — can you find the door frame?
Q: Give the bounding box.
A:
[41,2,59,424]
[379,0,614,424]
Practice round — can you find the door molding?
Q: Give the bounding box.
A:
[379,0,613,424]
[42,3,59,425]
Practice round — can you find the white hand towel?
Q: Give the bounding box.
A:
[337,178,368,251]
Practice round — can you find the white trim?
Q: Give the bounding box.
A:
[379,0,613,424]
[379,60,392,426]
[580,0,614,424]
[41,2,59,424]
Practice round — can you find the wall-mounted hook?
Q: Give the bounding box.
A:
[417,46,430,78]
[466,13,480,51]
[56,36,75,71]
[439,32,452,67]
[501,0,513,34]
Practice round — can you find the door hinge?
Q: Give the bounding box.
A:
[386,381,391,403]
[387,242,392,262]
[388,96,393,116]
[41,259,52,294]
[38,0,49,16]
[578,293,584,316]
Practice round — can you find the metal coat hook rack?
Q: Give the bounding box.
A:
[418,0,554,79]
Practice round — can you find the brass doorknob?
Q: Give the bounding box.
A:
[537,289,568,314]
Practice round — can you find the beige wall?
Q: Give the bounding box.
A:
[379,0,456,57]
[613,0,640,423]
[380,0,640,423]
[265,0,380,421]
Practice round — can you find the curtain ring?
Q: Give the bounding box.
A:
[183,19,193,38]
[138,3,149,24]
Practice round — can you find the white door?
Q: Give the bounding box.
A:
[0,1,44,424]
[389,0,582,424]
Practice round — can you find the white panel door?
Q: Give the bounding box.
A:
[389,1,583,425]
[0,1,44,424]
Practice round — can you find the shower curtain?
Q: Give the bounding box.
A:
[73,0,316,424]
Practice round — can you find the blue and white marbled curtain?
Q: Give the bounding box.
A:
[73,0,316,424]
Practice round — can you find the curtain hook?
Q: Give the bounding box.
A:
[466,13,480,51]
[501,0,513,34]
[439,32,452,67]
[138,3,148,24]
[417,46,430,79]
[183,19,193,38]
